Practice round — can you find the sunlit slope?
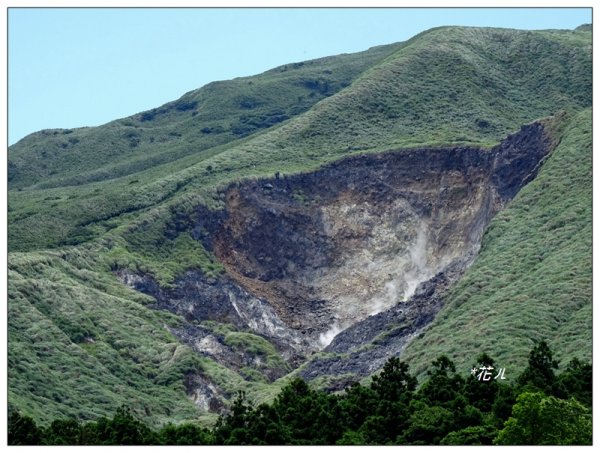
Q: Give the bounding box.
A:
[402,108,592,378]
[243,26,591,152]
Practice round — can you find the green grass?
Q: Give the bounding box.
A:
[224,332,290,374]
[7,25,591,426]
[8,250,201,427]
[7,248,287,427]
[401,108,592,380]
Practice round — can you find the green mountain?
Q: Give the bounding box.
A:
[8,25,591,427]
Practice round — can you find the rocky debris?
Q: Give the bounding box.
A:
[492,122,551,202]
[326,254,472,354]
[184,373,226,412]
[117,121,552,398]
[207,121,550,349]
[296,256,474,387]
[116,268,309,379]
[173,324,290,383]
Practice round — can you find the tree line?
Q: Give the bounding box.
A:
[8,340,592,445]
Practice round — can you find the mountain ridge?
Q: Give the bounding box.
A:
[8,25,592,427]
[9,41,405,190]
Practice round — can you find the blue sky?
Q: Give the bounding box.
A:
[8,7,592,145]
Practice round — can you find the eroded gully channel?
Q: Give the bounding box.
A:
[118,122,552,399]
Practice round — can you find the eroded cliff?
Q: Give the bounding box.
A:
[119,121,551,394]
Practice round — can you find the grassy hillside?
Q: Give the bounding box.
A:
[402,108,592,378]
[7,25,592,426]
[8,245,290,426]
[8,26,590,253]
[8,42,403,191]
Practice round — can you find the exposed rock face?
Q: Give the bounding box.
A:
[207,122,549,347]
[117,269,309,369]
[297,255,471,390]
[118,121,551,390]
[184,373,226,412]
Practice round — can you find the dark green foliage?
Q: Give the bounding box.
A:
[210,345,590,445]
[517,340,559,393]
[464,353,500,413]
[370,356,416,401]
[400,401,455,445]
[339,382,378,433]
[158,422,213,445]
[10,405,212,446]
[63,406,160,445]
[10,343,592,446]
[8,411,43,445]
[43,418,82,445]
[418,355,463,406]
[214,379,344,445]
[491,383,517,423]
[273,378,342,444]
[554,358,592,407]
[358,358,416,443]
[213,392,254,444]
[336,429,366,445]
[441,425,498,445]
[98,406,158,445]
[241,403,291,445]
